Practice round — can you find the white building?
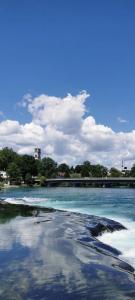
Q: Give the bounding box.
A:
[0,171,8,179]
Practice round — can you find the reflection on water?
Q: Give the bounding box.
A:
[0,203,135,300]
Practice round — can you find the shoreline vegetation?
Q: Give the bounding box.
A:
[1,147,135,188]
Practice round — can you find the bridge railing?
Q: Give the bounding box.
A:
[45,177,135,182]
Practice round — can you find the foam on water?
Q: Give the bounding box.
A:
[4,197,49,206]
[99,217,135,268]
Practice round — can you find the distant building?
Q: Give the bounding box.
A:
[0,171,8,179]
[121,160,129,175]
[0,171,9,184]
[122,166,128,175]
[34,148,41,160]
[57,172,66,178]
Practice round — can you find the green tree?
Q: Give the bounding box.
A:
[81,161,92,177]
[38,175,46,186]
[109,167,122,177]
[25,173,33,185]
[74,165,82,174]
[0,147,18,170]
[7,162,21,184]
[130,164,135,177]
[17,155,38,182]
[35,159,43,176]
[57,163,70,177]
[70,166,74,173]
[91,164,108,177]
[41,157,57,178]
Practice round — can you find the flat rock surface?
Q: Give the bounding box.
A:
[0,200,135,300]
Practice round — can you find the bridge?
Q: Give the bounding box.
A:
[44,177,135,187]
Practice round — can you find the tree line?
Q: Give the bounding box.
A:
[0,147,135,185]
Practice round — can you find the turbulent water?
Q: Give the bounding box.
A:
[1,187,135,268]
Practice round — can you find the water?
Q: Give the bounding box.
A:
[1,187,135,299]
[1,187,135,268]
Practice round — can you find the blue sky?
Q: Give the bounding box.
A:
[0,0,135,131]
[1,0,135,167]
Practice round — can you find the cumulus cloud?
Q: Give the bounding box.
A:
[0,120,21,135]
[26,91,89,134]
[0,91,135,168]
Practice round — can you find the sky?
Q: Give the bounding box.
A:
[0,0,135,168]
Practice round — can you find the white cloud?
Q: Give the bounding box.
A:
[117,117,128,123]
[81,116,115,151]
[17,93,32,108]
[0,120,21,135]
[0,91,135,168]
[27,91,89,134]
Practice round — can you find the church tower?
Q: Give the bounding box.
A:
[34,147,41,160]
